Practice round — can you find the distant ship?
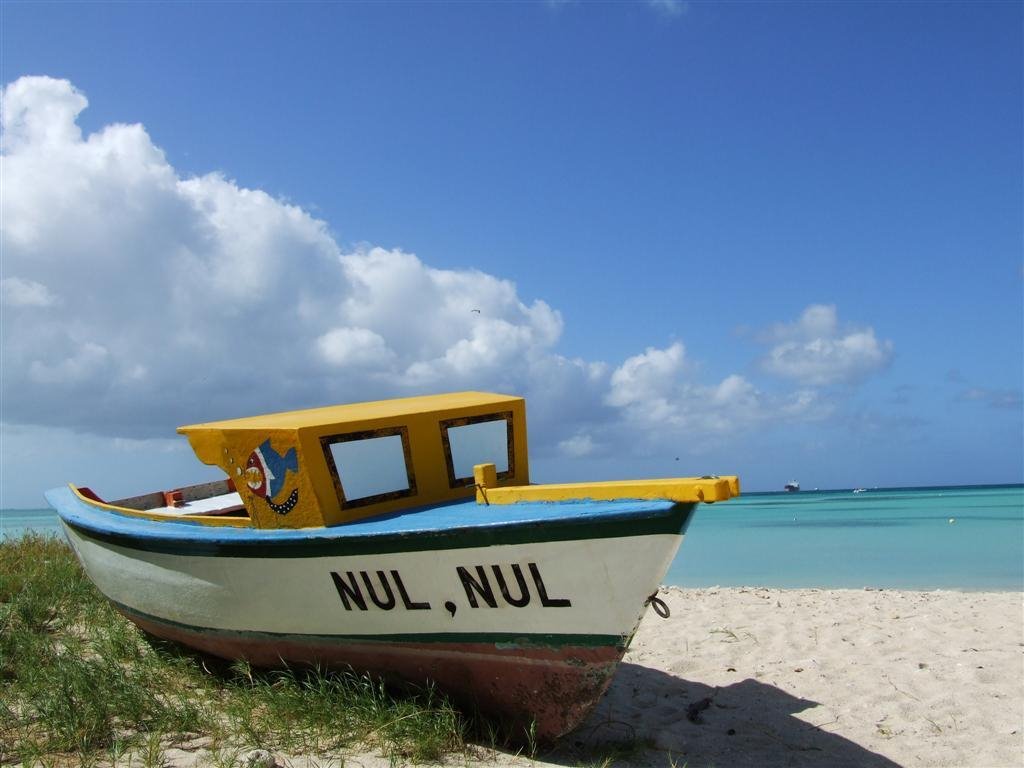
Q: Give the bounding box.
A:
[784,481,800,492]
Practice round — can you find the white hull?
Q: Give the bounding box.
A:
[64,523,683,641]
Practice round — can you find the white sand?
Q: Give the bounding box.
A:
[154,588,1024,768]
[551,587,1024,768]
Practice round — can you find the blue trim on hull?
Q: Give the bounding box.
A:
[48,486,696,558]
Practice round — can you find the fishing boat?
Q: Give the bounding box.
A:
[784,480,800,492]
[46,392,739,739]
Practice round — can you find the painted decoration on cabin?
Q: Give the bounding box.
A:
[246,439,300,514]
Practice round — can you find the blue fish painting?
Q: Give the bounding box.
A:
[245,439,299,502]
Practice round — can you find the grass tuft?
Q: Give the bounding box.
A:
[1,535,467,765]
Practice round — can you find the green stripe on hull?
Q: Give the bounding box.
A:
[114,599,627,650]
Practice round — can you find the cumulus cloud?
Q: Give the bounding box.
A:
[0,76,594,440]
[606,343,832,435]
[760,305,893,386]
[607,343,687,411]
[0,76,878,472]
[316,327,395,368]
[2,77,352,434]
[337,246,563,387]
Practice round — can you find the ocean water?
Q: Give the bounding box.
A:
[1,507,63,540]
[4,485,1021,590]
[669,484,1023,590]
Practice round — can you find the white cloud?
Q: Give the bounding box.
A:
[0,75,865,476]
[763,304,839,343]
[760,304,893,386]
[604,343,832,437]
[647,0,687,18]
[558,432,597,458]
[1,75,88,153]
[0,76,584,438]
[1,276,57,306]
[606,343,687,409]
[338,246,564,387]
[316,327,395,368]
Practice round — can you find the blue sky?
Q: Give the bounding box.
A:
[1,1,1021,507]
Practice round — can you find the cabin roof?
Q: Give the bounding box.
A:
[177,391,521,434]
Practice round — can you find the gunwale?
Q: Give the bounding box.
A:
[48,486,694,557]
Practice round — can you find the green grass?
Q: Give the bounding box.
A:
[0,535,468,766]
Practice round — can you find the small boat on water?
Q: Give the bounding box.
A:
[784,480,800,492]
[46,392,739,739]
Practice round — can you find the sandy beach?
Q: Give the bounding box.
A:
[551,587,1024,768]
[151,587,1023,768]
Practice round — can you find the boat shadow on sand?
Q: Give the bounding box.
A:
[145,636,897,766]
[545,663,901,768]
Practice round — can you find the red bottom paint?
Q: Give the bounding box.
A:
[125,610,623,740]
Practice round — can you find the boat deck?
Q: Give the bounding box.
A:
[146,492,246,516]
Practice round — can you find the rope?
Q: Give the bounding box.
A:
[475,483,490,505]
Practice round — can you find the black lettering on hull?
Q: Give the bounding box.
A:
[458,565,497,607]
[331,571,367,611]
[529,562,572,607]
[492,563,531,607]
[361,570,397,610]
[331,562,572,612]
[392,569,431,610]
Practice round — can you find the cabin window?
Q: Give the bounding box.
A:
[440,412,514,488]
[321,427,416,509]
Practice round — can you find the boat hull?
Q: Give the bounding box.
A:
[50,489,695,738]
[120,606,621,738]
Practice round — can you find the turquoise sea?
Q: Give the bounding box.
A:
[3,484,1021,590]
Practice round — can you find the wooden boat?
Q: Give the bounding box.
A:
[46,392,739,739]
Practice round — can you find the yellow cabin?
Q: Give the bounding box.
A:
[73,391,737,530]
[179,391,529,529]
